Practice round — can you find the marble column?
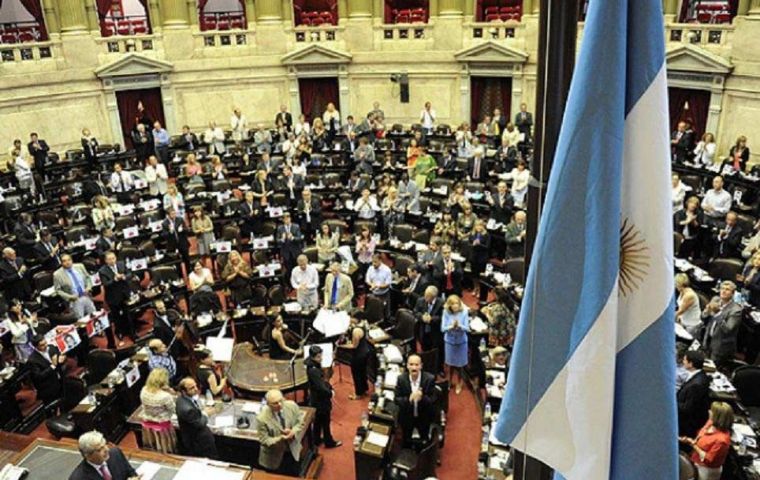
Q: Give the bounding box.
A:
[84,0,99,32]
[243,0,256,26]
[187,0,199,26]
[337,0,348,20]
[160,0,189,28]
[41,0,60,35]
[282,0,293,21]
[749,0,760,16]
[438,0,464,16]
[348,0,373,18]
[147,0,162,32]
[256,0,283,21]
[664,0,679,15]
[56,0,88,34]
[522,0,534,15]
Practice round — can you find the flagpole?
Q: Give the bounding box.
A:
[518,0,578,478]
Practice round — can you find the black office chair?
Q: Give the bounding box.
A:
[673,232,684,254]
[302,246,318,264]
[707,258,743,282]
[504,257,525,284]
[151,265,182,286]
[679,451,696,480]
[87,349,117,385]
[364,294,386,324]
[139,210,162,228]
[138,239,157,258]
[222,224,241,245]
[190,289,222,315]
[212,179,231,192]
[393,255,415,277]
[268,285,285,307]
[388,424,440,480]
[45,377,88,439]
[183,183,205,196]
[412,228,430,245]
[393,224,415,243]
[391,308,416,356]
[419,348,438,376]
[250,284,268,308]
[733,366,760,424]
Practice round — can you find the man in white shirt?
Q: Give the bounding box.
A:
[366,254,392,317]
[109,163,133,200]
[354,188,379,219]
[290,254,319,311]
[231,108,248,145]
[204,121,226,155]
[145,155,168,196]
[419,101,436,135]
[701,176,732,227]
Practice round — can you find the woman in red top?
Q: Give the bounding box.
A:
[679,401,733,480]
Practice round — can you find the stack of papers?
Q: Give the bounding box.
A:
[366,431,390,448]
[174,461,245,480]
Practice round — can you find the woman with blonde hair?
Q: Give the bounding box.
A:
[221,249,253,306]
[441,294,470,394]
[184,153,202,177]
[680,402,733,480]
[316,223,340,264]
[163,183,186,219]
[191,207,215,258]
[91,195,115,232]
[139,367,177,453]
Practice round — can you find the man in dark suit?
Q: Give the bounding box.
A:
[13,213,36,259]
[346,171,367,197]
[177,125,199,151]
[467,150,489,182]
[27,132,50,175]
[514,103,533,138]
[702,281,743,371]
[33,229,62,271]
[297,188,322,241]
[277,212,303,274]
[671,121,694,164]
[714,211,744,259]
[94,227,118,260]
[98,251,136,343]
[162,207,190,269]
[0,247,33,301]
[305,346,342,448]
[68,430,139,480]
[277,166,304,206]
[414,286,445,374]
[275,104,293,131]
[151,299,176,349]
[28,335,65,405]
[80,173,110,203]
[492,108,507,134]
[433,245,463,297]
[257,152,281,174]
[402,263,429,309]
[487,181,515,225]
[437,150,459,177]
[394,354,438,447]
[176,377,218,459]
[238,191,260,239]
[677,350,711,437]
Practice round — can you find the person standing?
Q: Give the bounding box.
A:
[98,251,136,344]
[256,389,305,476]
[175,377,218,459]
[28,335,65,405]
[679,402,733,480]
[290,255,319,311]
[322,262,354,311]
[394,354,437,447]
[152,121,170,164]
[305,346,342,448]
[341,326,372,400]
[230,108,248,146]
[162,207,190,270]
[414,286,444,373]
[145,155,168,197]
[701,281,742,371]
[442,295,470,395]
[419,101,436,135]
[366,254,392,318]
[277,212,303,274]
[27,132,49,177]
[54,254,96,318]
[677,350,711,438]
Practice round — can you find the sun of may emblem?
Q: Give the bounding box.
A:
[619,218,650,296]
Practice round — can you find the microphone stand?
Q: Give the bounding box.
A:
[290,329,313,393]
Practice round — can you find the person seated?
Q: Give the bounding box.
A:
[713,211,743,259]
[197,349,227,398]
[394,354,437,448]
[256,389,306,476]
[679,402,733,480]
[401,263,429,309]
[151,299,177,348]
[28,335,65,406]
[677,350,710,438]
[269,315,300,360]
[188,261,214,293]
[139,368,177,454]
[68,430,139,480]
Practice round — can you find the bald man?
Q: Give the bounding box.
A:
[256,389,305,475]
[290,254,319,310]
[176,377,217,459]
[504,211,527,258]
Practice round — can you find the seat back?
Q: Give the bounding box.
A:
[302,246,318,263]
[393,224,415,243]
[419,348,438,375]
[707,258,743,281]
[733,366,760,407]
[138,240,156,258]
[268,284,285,306]
[504,257,525,284]
[364,294,385,324]
[150,265,181,285]
[251,284,268,308]
[61,377,88,412]
[87,349,117,385]
[393,255,415,277]
[33,271,54,292]
[679,451,696,480]
[394,308,416,341]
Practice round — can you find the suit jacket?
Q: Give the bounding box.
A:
[323,272,354,311]
[81,137,99,164]
[276,224,303,258]
[81,179,109,203]
[68,447,137,480]
[402,272,430,308]
[346,178,368,196]
[33,240,61,271]
[394,371,437,425]
[433,257,463,294]
[275,112,293,130]
[54,264,93,303]
[95,235,117,259]
[297,198,322,228]
[177,132,199,151]
[176,394,218,458]
[98,262,133,307]
[27,139,49,171]
[467,156,489,181]
[716,225,744,259]
[276,175,304,199]
[305,357,333,410]
[414,296,444,342]
[672,130,693,161]
[0,257,30,298]
[13,222,36,257]
[677,370,711,437]
[514,112,533,136]
[490,193,515,225]
[152,310,176,347]
[162,217,189,254]
[256,400,305,470]
[702,299,743,362]
[238,201,260,224]
[28,346,63,403]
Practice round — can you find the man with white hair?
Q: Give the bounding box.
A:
[290,255,319,310]
[68,430,138,480]
[256,389,305,475]
[230,108,248,145]
[254,123,273,153]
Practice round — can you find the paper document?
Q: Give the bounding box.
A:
[213,414,235,428]
[313,309,350,337]
[304,343,334,368]
[135,461,161,480]
[206,337,234,363]
[366,431,390,448]
[174,461,245,480]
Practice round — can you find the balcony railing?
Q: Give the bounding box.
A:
[98,34,157,54]
[0,22,46,45]
[0,40,55,63]
[199,11,246,31]
[470,21,523,40]
[381,23,431,40]
[197,30,251,47]
[294,24,340,43]
[100,15,151,38]
[666,22,734,46]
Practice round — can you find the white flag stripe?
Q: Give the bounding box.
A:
[618,65,674,350]
[511,283,618,479]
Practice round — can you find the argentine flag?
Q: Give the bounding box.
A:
[492,0,677,478]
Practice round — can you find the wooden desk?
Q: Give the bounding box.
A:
[126,400,319,477]
[227,343,308,395]
[353,421,394,480]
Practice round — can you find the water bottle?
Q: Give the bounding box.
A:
[205,389,214,406]
[484,402,492,422]
[480,338,486,351]
[361,411,369,428]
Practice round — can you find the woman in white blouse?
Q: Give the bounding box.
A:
[7,299,36,362]
[693,132,716,166]
[675,273,701,337]
[294,114,311,137]
[672,173,689,213]
[92,195,116,232]
[322,102,341,134]
[163,184,185,219]
[506,160,530,208]
[188,261,214,293]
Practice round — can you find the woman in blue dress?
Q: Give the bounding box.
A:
[442,294,470,394]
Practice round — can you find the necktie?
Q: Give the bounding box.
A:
[119,174,125,192]
[277,412,286,429]
[331,276,339,307]
[474,158,480,179]
[99,465,112,480]
[69,268,84,296]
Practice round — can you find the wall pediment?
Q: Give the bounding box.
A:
[281,44,352,66]
[95,54,174,79]
[455,41,529,64]
[666,45,732,75]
